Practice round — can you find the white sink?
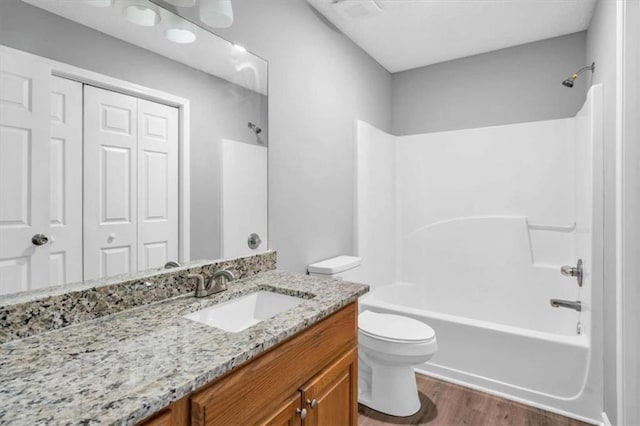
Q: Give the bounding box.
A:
[183,291,305,332]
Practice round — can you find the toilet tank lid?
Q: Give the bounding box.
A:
[308,256,362,274]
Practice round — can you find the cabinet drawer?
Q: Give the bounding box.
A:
[191,302,357,425]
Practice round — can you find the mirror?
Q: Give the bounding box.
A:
[0,0,268,296]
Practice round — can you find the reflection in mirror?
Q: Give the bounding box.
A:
[0,0,268,296]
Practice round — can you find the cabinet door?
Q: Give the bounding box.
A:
[256,393,303,426]
[301,348,358,426]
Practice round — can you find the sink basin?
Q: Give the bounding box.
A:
[183,291,305,332]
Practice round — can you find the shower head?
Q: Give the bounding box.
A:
[562,62,595,88]
[248,122,262,134]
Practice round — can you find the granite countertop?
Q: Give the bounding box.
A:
[0,270,369,426]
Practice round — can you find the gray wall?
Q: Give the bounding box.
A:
[0,0,267,261]
[586,0,619,423]
[212,0,392,272]
[391,32,588,135]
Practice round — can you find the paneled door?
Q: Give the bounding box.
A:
[83,86,139,280]
[0,48,51,294]
[83,86,178,280]
[49,76,83,286]
[137,99,178,270]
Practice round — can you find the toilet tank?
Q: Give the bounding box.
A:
[308,256,362,281]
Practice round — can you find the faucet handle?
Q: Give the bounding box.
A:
[188,273,206,297]
[560,259,583,287]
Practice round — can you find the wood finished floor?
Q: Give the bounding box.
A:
[358,374,592,426]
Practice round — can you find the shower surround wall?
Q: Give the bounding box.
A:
[354,85,603,422]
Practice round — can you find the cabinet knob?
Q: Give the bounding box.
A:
[306,399,318,409]
[296,408,307,420]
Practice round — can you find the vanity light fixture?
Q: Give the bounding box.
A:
[164,13,197,44]
[82,0,114,7]
[199,0,234,28]
[122,0,161,27]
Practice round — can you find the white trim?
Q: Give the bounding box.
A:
[614,1,625,423]
[618,1,640,425]
[601,412,612,426]
[0,44,191,264]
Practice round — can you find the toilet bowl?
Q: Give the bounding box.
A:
[308,256,438,417]
[358,310,437,416]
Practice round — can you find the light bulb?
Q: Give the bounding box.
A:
[199,0,234,28]
[164,12,197,43]
[122,0,161,27]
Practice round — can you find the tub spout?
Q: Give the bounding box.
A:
[550,299,582,312]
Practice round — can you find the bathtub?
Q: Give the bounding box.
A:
[360,282,601,424]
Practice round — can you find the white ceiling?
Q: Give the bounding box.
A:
[21,0,268,95]
[308,0,597,73]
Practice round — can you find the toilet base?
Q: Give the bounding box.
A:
[358,357,422,417]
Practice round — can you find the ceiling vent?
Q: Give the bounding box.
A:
[331,0,381,21]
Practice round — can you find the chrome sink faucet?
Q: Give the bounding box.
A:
[189,268,235,298]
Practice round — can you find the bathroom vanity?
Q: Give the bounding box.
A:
[0,259,368,425]
[142,303,357,426]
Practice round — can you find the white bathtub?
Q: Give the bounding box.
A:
[360,282,600,424]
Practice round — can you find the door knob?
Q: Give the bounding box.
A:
[307,399,318,409]
[31,234,49,246]
[296,408,307,419]
[560,259,583,287]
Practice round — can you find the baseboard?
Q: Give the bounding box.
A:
[601,412,612,426]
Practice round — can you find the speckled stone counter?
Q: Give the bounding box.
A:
[0,251,277,344]
[0,270,368,426]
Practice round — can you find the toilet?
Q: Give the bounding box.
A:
[308,256,438,417]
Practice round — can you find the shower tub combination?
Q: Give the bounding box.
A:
[354,86,603,423]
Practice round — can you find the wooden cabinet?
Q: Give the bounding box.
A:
[139,302,358,426]
[139,399,189,426]
[254,348,357,426]
[256,393,302,426]
[301,349,357,426]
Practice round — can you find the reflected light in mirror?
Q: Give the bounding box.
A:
[233,44,247,52]
[165,12,197,43]
[166,27,197,43]
[123,0,161,27]
[199,0,233,28]
[83,0,113,7]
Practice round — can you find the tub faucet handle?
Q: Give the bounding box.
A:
[560,259,583,287]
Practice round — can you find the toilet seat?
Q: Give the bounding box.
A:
[358,311,435,344]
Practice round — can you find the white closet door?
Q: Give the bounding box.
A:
[0,48,51,295]
[83,86,138,280]
[49,76,82,286]
[137,99,178,270]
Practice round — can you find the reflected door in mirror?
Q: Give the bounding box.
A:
[0,47,181,295]
[0,50,51,294]
[84,86,179,281]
